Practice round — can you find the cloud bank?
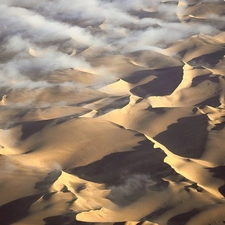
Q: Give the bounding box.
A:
[0,0,224,92]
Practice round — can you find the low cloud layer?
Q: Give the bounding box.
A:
[0,0,224,92]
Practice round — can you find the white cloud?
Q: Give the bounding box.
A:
[107,174,154,206]
[0,0,224,92]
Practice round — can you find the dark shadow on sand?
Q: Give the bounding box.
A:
[0,193,44,225]
[21,119,54,140]
[187,50,225,68]
[130,67,183,98]
[141,206,172,222]
[191,74,218,88]
[154,114,208,158]
[66,140,173,186]
[195,95,221,108]
[43,213,93,225]
[94,96,130,117]
[35,170,62,191]
[66,139,173,206]
[207,166,225,197]
[167,209,200,225]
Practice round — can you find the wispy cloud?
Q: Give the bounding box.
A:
[0,0,224,92]
[107,174,154,206]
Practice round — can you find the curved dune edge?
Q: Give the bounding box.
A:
[1,1,225,225]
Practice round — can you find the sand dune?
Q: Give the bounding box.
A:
[1,0,225,225]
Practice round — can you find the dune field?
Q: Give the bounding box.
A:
[1,0,225,224]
